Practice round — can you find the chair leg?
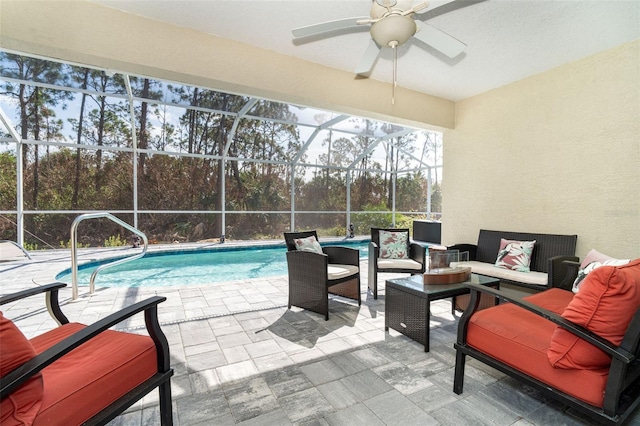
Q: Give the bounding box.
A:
[453,350,466,395]
[159,380,173,425]
[368,256,378,299]
[368,271,378,299]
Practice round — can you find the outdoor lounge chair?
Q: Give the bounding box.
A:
[368,228,426,299]
[284,230,361,320]
[0,283,173,425]
[454,259,640,425]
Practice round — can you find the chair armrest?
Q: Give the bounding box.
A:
[286,251,329,278]
[368,242,379,257]
[0,282,69,325]
[548,256,579,289]
[323,246,359,266]
[555,260,581,291]
[448,244,478,260]
[1,296,168,399]
[458,283,634,363]
[409,243,426,266]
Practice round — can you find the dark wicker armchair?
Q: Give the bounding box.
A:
[284,230,361,320]
[368,228,426,299]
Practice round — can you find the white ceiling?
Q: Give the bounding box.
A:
[93,0,639,101]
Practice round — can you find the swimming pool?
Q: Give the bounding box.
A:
[55,240,369,288]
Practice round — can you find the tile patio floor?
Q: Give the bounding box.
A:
[2,243,639,425]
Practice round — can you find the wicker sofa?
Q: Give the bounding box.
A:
[454,258,640,425]
[449,229,578,290]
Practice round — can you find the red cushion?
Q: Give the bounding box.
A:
[548,258,640,369]
[0,311,43,426]
[467,288,609,407]
[29,323,157,425]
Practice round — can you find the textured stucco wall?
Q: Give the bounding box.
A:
[443,40,640,260]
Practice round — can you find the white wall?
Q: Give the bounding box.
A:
[443,41,640,260]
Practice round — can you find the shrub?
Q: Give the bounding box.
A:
[104,235,127,247]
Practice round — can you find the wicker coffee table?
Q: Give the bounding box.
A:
[384,273,500,352]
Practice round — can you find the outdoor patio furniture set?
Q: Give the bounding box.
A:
[3,228,640,425]
[284,227,640,424]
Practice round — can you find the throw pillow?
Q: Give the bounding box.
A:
[0,311,43,426]
[293,235,323,254]
[571,249,630,293]
[379,230,409,259]
[494,239,536,272]
[547,258,640,370]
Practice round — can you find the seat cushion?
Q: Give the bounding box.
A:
[548,258,640,370]
[467,288,609,407]
[0,311,43,426]
[328,264,359,280]
[377,258,423,270]
[463,261,548,285]
[29,323,157,426]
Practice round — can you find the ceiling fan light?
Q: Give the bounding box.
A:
[370,15,417,47]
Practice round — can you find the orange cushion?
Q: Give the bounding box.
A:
[0,311,43,426]
[548,258,640,370]
[467,288,609,407]
[29,323,157,426]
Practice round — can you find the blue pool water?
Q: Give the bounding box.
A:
[56,240,369,288]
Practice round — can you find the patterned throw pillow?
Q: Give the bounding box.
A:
[572,249,630,293]
[293,235,323,254]
[379,230,409,259]
[494,238,536,272]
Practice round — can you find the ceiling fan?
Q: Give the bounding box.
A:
[292,0,467,103]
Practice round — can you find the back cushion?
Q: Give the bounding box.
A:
[494,239,536,272]
[378,230,409,259]
[571,249,629,293]
[0,311,43,425]
[547,258,640,369]
[293,235,323,254]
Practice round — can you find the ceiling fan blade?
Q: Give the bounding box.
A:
[354,40,381,75]
[414,21,466,58]
[292,17,368,38]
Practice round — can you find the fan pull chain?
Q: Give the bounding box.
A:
[391,41,398,105]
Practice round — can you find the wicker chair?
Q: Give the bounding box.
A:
[284,231,361,320]
[368,228,426,299]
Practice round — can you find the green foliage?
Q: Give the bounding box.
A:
[324,226,347,237]
[0,153,17,211]
[1,52,442,247]
[394,214,414,231]
[104,235,127,247]
[351,203,393,235]
[23,242,39,251]
[59,240,88,249]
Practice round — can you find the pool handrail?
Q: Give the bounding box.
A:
[71,213,148,300]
